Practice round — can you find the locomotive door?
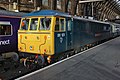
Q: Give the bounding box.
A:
[66,18,73,50]
[55,18,67,54]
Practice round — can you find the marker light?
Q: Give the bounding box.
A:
[44,35,47,40]
[44,49,46,53]
[20,35,22,39]
[30,46,34,50]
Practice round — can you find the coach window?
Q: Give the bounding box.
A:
[55,18,65,31]
[30,18,38,30]
[0,24,12,35]
[20,18,29,30]
[39,18,51,30]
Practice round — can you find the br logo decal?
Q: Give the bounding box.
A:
[57,33,65,43]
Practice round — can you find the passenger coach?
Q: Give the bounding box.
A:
[0,10,25,61]
[18,10,113,66]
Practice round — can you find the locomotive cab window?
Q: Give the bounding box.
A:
[30,18,38,30]
[55,18,65,31]
[68,19,72,31]
[20,18,29,30]
[39,17,51,30]
[0,24,12,36]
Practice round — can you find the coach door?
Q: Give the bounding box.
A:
[66,18,73,50]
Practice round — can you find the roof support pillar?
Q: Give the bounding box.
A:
[71,0,79,15]
[61,0,70,13]
[51,0,57,10]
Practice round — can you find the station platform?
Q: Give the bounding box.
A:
[17,37,120,80]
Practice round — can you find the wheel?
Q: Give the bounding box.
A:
[24,57,31,68]
[11,52,19,62]
[35,55,45,66]
[74,49,78,54]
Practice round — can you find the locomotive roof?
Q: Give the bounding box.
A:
[24,10,109,25]
[74,16,110,25]
[24,10,71,17]
[0,10,26,17]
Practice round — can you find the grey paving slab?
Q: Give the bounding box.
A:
[19,37,120,80]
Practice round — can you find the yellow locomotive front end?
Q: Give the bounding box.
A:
[18,16,55,66]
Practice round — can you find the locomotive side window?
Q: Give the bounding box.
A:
[0,24,12,36]
[20,19,29,30]
[30,18,38,30]
[68,20,72,31]
[55,18,60,31]
[60,19,65,31]
[103,25,110,31]
[39,18,51,30]
[55,18,65,31]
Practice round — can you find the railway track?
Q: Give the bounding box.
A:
[0,59,40,80]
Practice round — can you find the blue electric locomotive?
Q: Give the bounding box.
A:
[0,10,25,61]
[18,10,119,66]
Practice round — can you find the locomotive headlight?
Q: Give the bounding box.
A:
[30,46,34,50]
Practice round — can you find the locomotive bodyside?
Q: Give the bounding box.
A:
[73,19,111,48]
